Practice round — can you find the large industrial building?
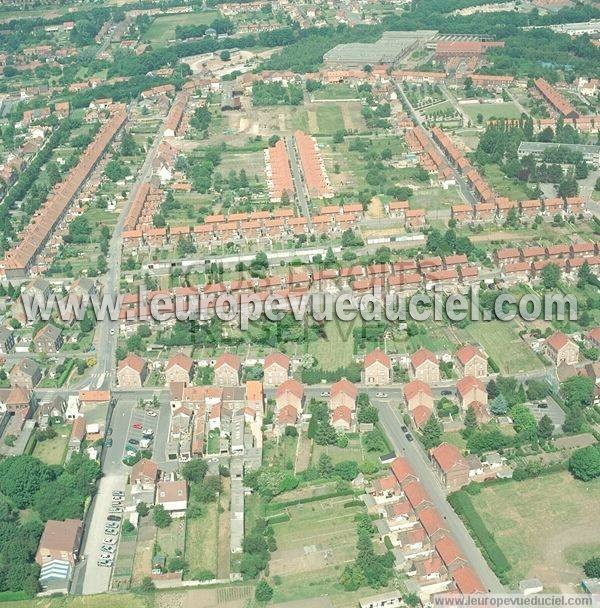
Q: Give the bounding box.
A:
[323,30,438,68]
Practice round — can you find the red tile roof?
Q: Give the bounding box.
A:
[411,348,438,368]
[430,443,464,473]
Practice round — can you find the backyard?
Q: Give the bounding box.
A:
[31,424,70,465]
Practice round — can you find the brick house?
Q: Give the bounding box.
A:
[9,358,42,389]
[165,353,194,385]
[213,353,241,386]
[410,348,440,383]
[429,443,469,490]
[34,324,63,353]
[117,354,148,388]
[456,376,490,423]
[155,480,188,517]
[403,379,434,412]
[263,351,290,387]
[545,331,579,366]
[363,348,392,385]
[587,327,600,350]
[330,378,358,411]
[275,378,304,413]
[35,519,83,566]
[130,458,159,493]
[455,344,488,378]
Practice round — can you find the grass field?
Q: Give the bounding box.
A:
[304,319,358,370]
[315,105,346,135]
[459,320,543,374]
[470,472,600,590]
[311,437,364,466]
[143,12,219,44]
[185,501,218,577]
[410,185,462,211]
[31,424,69,465]
[461,102,522,121]
[313,84,360,100]
[482,164,530,200]
[0,595,146,608]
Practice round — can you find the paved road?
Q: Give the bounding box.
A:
[285,134,313,229]
[396,83,477,206]
[376,400,505,593]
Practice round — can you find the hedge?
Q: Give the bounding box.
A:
[448,490,510,577]
[267,513,291,524]
[265,488,355,513]
[343,499,364,508]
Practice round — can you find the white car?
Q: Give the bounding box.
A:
[320,391,330,397]
[142,428,154,436]
[375,392,388,398]
[104,529,118,536]
[146,410,157,417]
[100,552,113,560]
[110,506,123,513]
[97,559,113,567]
[100,545,115,553]
[112,496,124,503]
[109,328,116,335]
[103,537,117,545]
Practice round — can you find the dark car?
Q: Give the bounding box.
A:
[105,438,113,447]
[537,401,548,409]
[107,515,122,522]
[128,438,140,446]
[441,390,452,396]
[405,433,414,442]
[400,425,408,433]
[106,428,113,436]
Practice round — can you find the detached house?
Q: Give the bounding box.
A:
[330,378,358,411]
[456,376,490,423]
[130,458,159,493]
[429,443,469,490]
[363,349,392,385]
[545,331,579,366]
[165,353,194,385]
[275,379,304,413]
[36,519,83,567]
[10,357,42,389]
[410,348,440,383]
[34,324,63,353]
[263,351,290,387]
[214,353,241,386]
[455,345,487,378]
[155,479,188,517]
[117,354,148,388]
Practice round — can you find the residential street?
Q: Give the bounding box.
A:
[376,400,505,593]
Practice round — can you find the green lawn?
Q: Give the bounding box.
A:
[31,424,69,465]
[313,84,360,100]
[459,320,543,374]
[304,319,358,371]
[461,102,522,121]
[470,472,600,590]
[0,594,147,608]
[481,164,530,201]
[143,11,219,44]
[185,501,218,577]
[411,185,462,211]
[315,105,346,135]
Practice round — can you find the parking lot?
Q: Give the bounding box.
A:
[123,406,161,461]
[525,395,565,434]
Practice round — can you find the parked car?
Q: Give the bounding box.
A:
[132,423,142,430]
[107,515,121,522]
[128,438,140,445]
[100,545,115,553]
[441,390,452,396]
[142,428,154,437]
[103,537,117,545]
[104,529,118,536]
[320,391,330,397]
[375,392,388,398]
[105,520,119,527]
[97,560,112,568]
[146,410,157,417]
[400,425,408,433]
[405,433,414,442]
[110,506,123,513]
[106,428,113,436]
[105,438,113,447]
[100,552,113,560]
[537,401,548,409]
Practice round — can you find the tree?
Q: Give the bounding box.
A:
[562,376,595,409]
[421,415,443,449]
[490,394,508,415]
[255,580,273,602]
[182,459,208,484]
[0,455,53,509]
[334,460,359,481]
[540,263,561,289]
[583,556,600,578]
[511,404,538,441]
[153,504,172,528]
[220,49,231,61]
[317,453,334,477]
[569,445,600,481]
[463,406,478,437]
[136,502,149,517]
[537,414,554,442]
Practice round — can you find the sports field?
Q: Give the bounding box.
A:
[143,12,219,44]
[461,102,522,121]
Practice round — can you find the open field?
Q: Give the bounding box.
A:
[0,595,147,608]
[459,320,543,374]
[311,436,364,466]
[461,101,522,121]
[304,319,358,370]
[470,472,600,591]
[315,105,346,135]
[410,184,462,211]
[312,84,361,100]
[143,12,219,44]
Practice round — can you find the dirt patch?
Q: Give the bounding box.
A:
[367,196,385,219]
[294,432,312,473]
[217,478,231,578]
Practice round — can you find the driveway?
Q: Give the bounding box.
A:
[525,395,565,434]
